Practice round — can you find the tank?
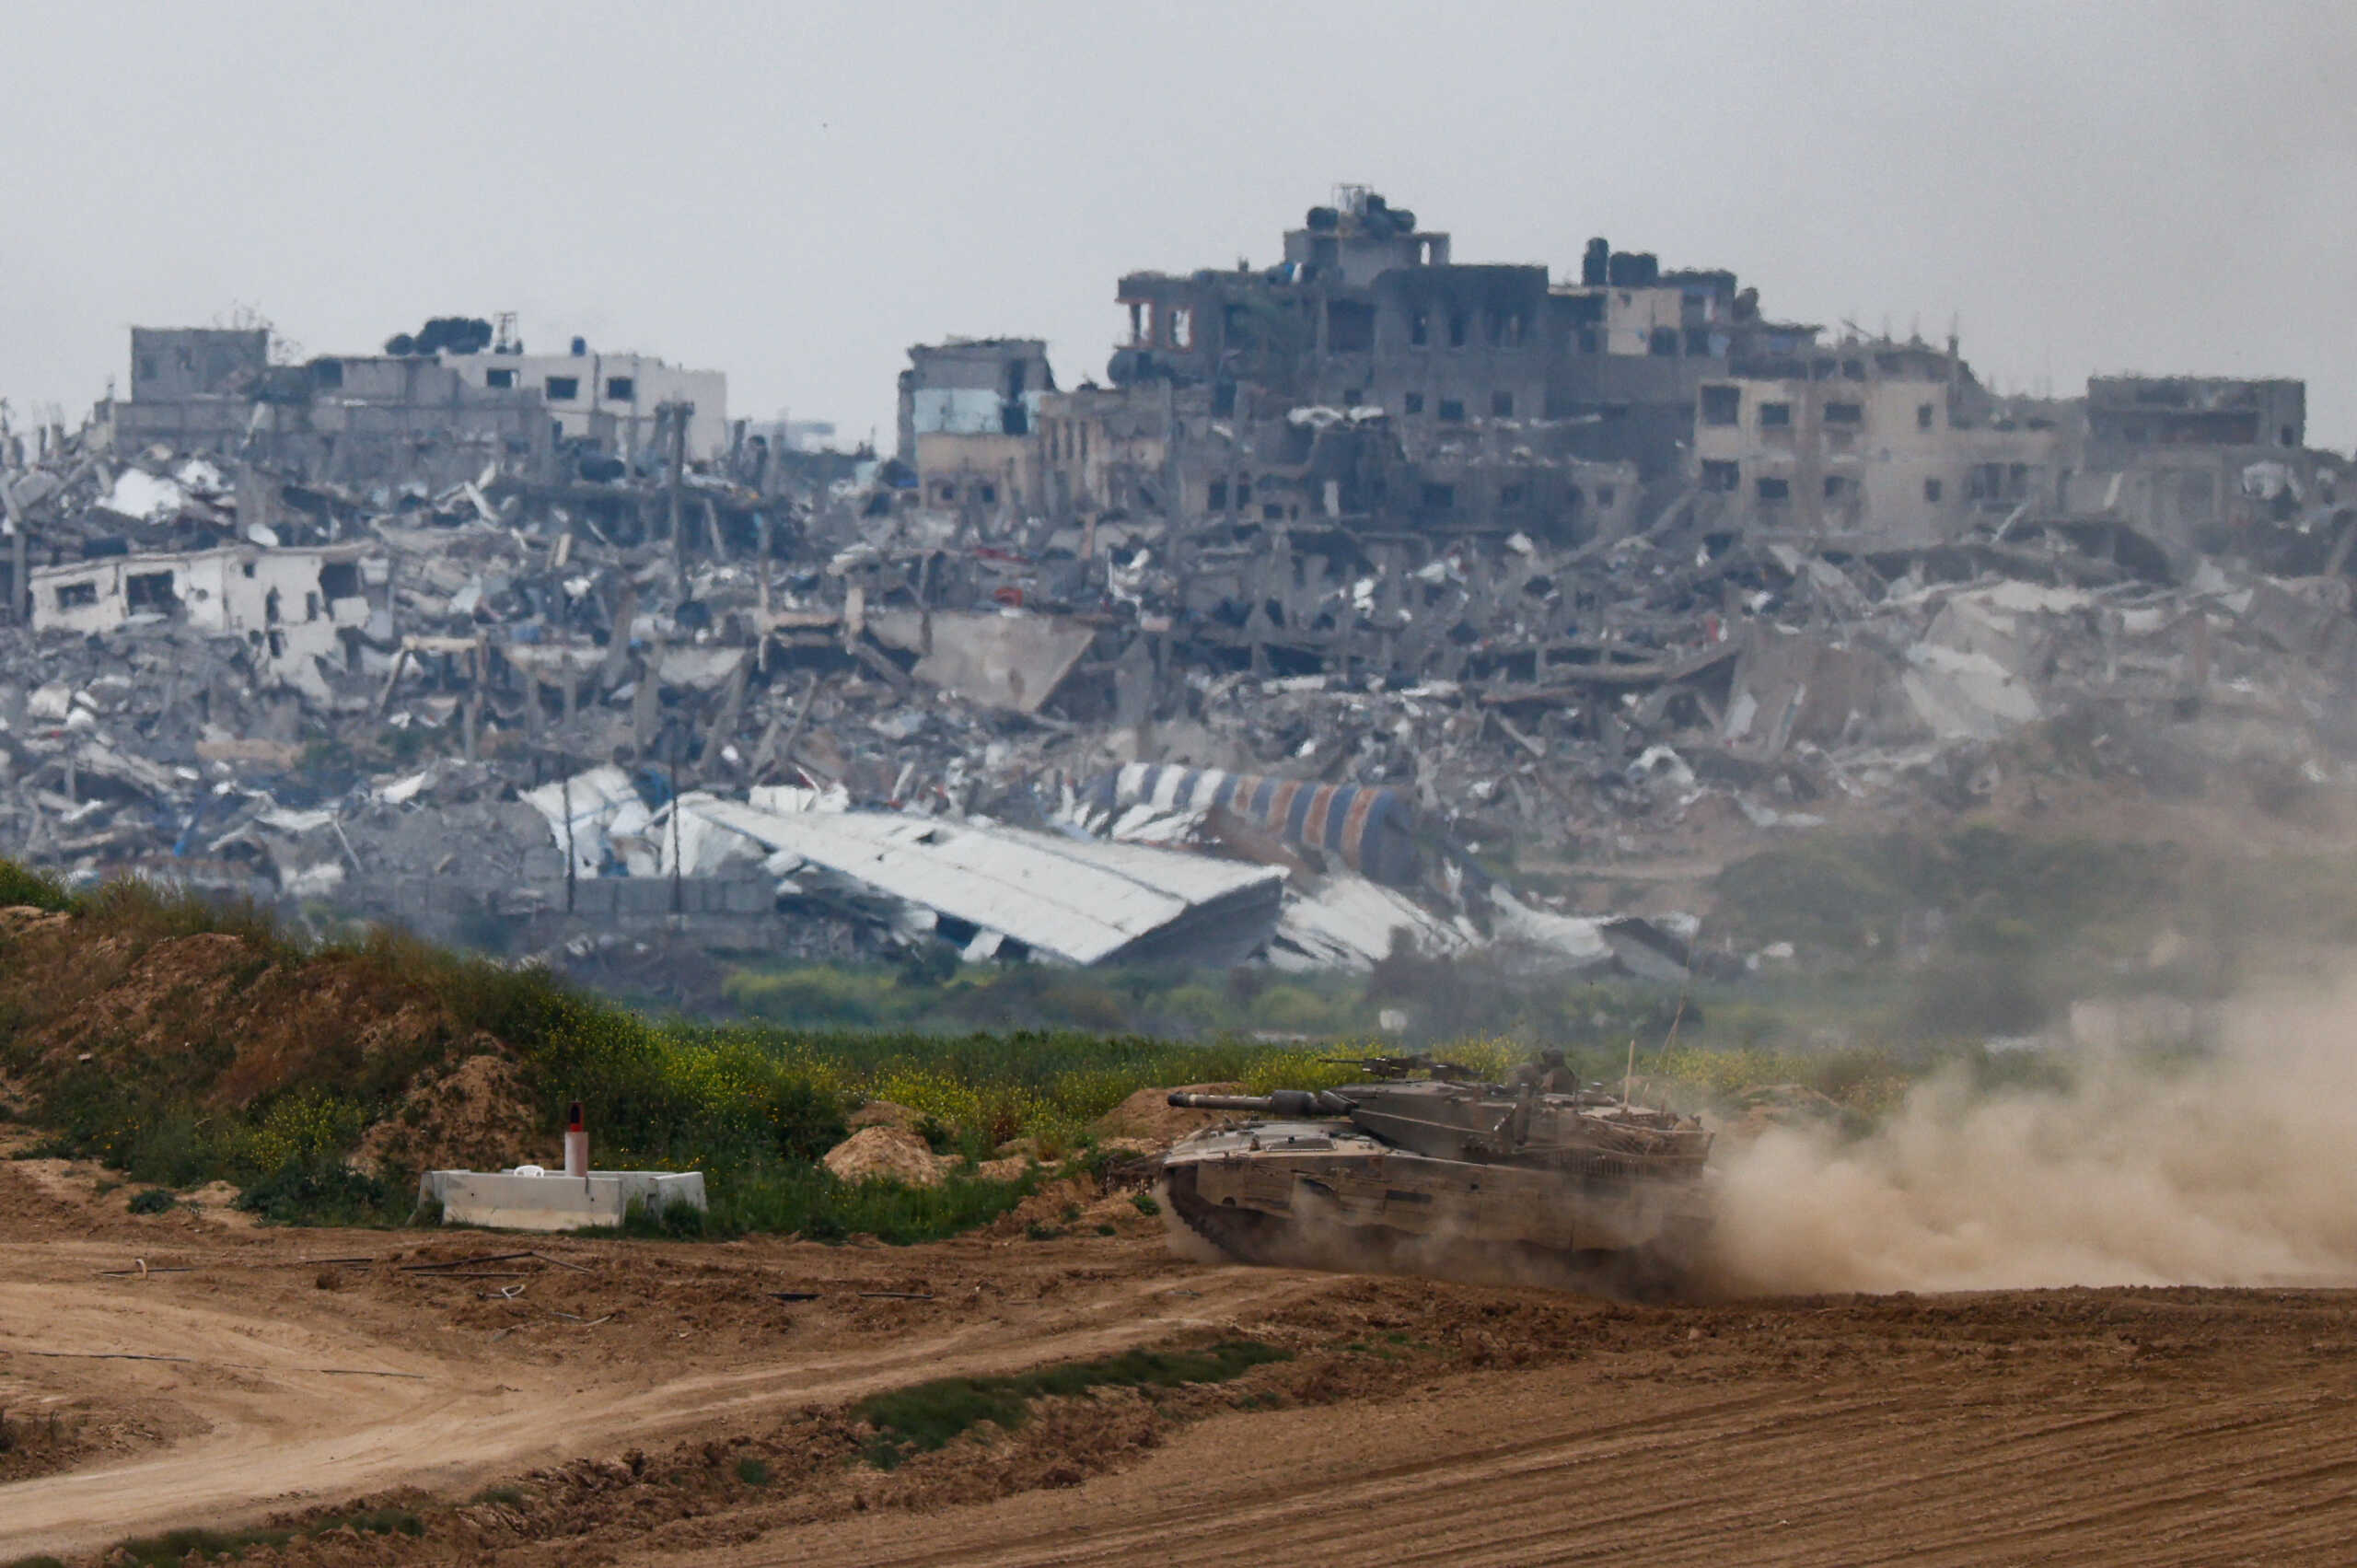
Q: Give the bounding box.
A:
[1160,1057,1713,1295]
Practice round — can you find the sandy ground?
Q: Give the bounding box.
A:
[6,1152,2357,1566]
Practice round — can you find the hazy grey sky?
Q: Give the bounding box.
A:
[5,2,2351,449]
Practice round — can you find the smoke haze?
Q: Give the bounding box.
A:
[1710,983,2357,1294]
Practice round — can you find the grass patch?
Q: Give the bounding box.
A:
[125,1187,176,1214]
[736,1456,771,1486]
[68,1507,421,1567]
[854,1340,1292,1469]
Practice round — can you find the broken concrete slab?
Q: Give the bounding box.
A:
[416,1167,706,1231]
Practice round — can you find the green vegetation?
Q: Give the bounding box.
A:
[853,1340,1292,1468]
[46,1506,422,1567]
[18,814,2334,1241]
[723,960,1368,1038]
[735,1456,771,1486]
[124,1187,176,1214]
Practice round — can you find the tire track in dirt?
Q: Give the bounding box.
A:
[0,1255,1324,1559]
[689,1353,2357,1567]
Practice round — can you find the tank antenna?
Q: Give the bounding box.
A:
[1622,1038,1636,1109]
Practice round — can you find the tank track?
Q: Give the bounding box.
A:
[1163,1162,1299,1262]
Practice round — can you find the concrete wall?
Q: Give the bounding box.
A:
[30,545,379,689]
[446,352,728,461]
[913,431,1041,524]
[898,341,1053,462]
[1694,367,2061,544]
[129,328,269,403]
[1038,387,1173,519]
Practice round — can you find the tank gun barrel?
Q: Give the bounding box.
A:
[1168,1089,1351,1117]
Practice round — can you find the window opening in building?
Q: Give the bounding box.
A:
[1757,477,1791,501]
[1650,327,1679,356]
[546,377,579,401]
[1492,390,1515,418]
[1447,312,1468,348]
[1924,478,1944,503]
[1327,300,1374,353]
[486,367,516,389]
[319,563,361,598]
[125,572,179,612]
[1437,399,1465,423]
[1760,401,1792,427]
[1701,461,1739,493]
[1209,480,1228,509]
[1700,386,1740,426]
[1410,311,1429,347]
[1823,475,1846,499]
[55,582,99,610]
[978,483,997,505]
[606,377,635,401]
[1499,482,1527,510]
[1824,401,1864,425]
[1404,391,1425,414]
[1170,307,1193,349]
[1421,483,1455,513]
[1917,402,1935,430]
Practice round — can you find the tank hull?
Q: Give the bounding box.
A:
[1162,1117,1712,1292]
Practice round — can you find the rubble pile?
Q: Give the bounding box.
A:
[4,417,2357,991]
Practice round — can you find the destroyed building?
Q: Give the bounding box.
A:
[0,192,2352,1016]
[103,324,725,490]
[1692,337,2070,544]
[1107,186,1793,487]
[447,343,729,465]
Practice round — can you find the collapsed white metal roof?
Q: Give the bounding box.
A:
[684,798,1284,967]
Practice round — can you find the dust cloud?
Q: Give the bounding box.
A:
[1709,982,2357,1294]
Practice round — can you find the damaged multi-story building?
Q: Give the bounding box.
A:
[1689,336,2072,545]
[105,323,726,489]
[894,187,1860,576]
[896,338,1054,528]
[1689,354,2344,575]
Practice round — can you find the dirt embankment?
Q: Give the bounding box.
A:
[0,906,540,1173]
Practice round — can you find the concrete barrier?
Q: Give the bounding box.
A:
[416,1167,707,1231]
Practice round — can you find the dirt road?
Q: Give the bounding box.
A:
[694,1290,2357,1567]
[0,1203,1319,1559]
[8,1155,2357,1567]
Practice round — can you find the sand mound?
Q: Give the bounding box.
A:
[1091,1083,1246,1146]
[0,904,70,938]
[846,1099,925,1133]
[822,1125,947,1187]
[354,1049,541,1176]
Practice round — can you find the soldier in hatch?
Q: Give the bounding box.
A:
[1510,1047,1581,1095]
